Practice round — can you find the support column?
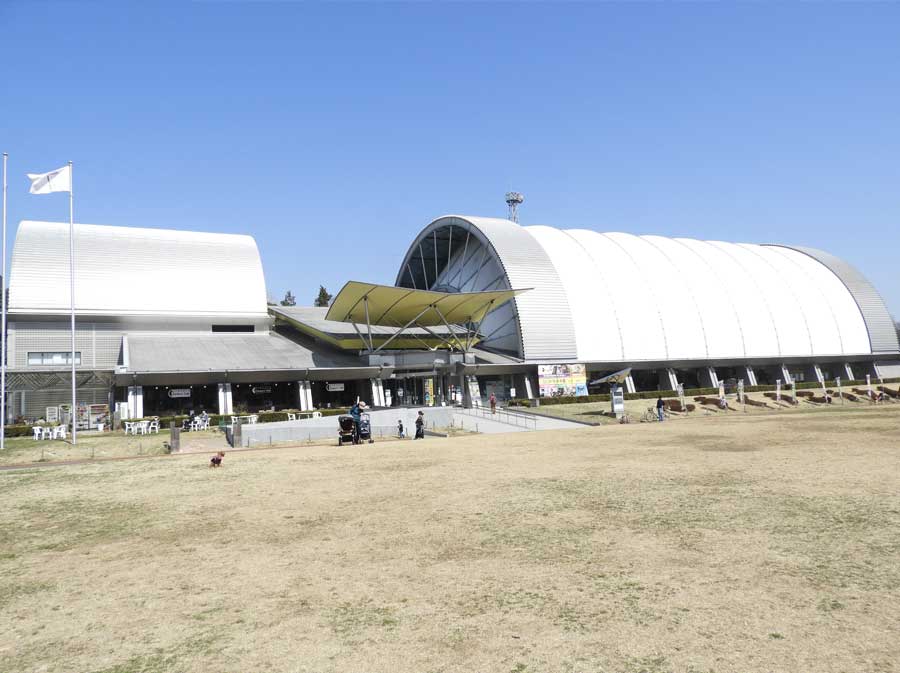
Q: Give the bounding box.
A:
[217,383,233,415]
[698,366,718,388]
[780,364,793,385]
[370,378,385,407]
[624,374,636,394]
[297,381,314,411]
[843,363,855,381]
[658,368,678,391]
[744,365,758,387]
[128,385,144,419]
[524,374,534,400]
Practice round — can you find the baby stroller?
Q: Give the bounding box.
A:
[358,412,374,444]
[337,415,357,446]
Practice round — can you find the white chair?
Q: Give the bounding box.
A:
[287,412,297,421]
[148,419,160,434]
[312,411,322,418]
[139,420,150,435]
[41,426,54,440]
[249,414,258,424]
[32,427,43,440]
[56,425,67,439]
[124,421,135,435]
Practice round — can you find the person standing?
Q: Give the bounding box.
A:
[656,396,665,422]
[349,400,366,444]
[414,410,425,439]
[489,392,497,415]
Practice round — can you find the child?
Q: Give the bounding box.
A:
[209,451,225,468]
[397,420,405,438]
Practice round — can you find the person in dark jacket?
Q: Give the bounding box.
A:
[656,396,665,422]
[349,401,366,443]
[414,411,425,439]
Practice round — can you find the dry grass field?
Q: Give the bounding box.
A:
[2,407,899,673]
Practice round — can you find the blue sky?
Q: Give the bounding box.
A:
[1,2,898,316]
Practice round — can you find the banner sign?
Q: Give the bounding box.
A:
[424,378,434,406]
[836,376,843,404]
[611,384,625,417]
[776,379,781,402]
[251,385,272,395]
[168,388,191,398]
[737,379,745,404]
[326,383,345,392]
[866,374,872,399]
[538,364,588,397]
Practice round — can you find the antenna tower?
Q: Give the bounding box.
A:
[505,191,524,223]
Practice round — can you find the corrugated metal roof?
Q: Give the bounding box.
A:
[126,333,364,373]
[9,221,268,318]
[773,245,899,353]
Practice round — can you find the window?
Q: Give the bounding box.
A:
[27,352,82,366]
[211,325,255,333]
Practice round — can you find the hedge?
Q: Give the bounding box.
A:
[128,408,349,428]
[507,378,900,408]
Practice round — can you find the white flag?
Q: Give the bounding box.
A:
[27,164,71,194]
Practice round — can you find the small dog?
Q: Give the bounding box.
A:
[209,451,225,468]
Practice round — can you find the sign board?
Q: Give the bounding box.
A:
[510,387,516,399]
[836,376,843,404]
[776,379,781,402]
[467,376,482,407]
[611,384,625,417]
[251,385,272,395]
[424,378,434,406]
[326,383,345,392]
[676,383,685,412]
[866,374,872,399]
[538,363,588,398]
[45,406,59,423]
[717,381,726,406]
[168,388,191,399]
[737,379,744,404]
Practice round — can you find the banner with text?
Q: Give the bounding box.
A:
[538,364,588,398]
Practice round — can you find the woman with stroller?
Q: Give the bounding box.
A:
[349,400,367,443]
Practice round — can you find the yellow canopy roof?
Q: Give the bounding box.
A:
[325,281,528,327]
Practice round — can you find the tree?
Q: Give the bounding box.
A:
[280,290,296,306]
[314,286,333,307]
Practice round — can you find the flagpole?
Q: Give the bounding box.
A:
[68,161,76,445]
[1,152,7,450]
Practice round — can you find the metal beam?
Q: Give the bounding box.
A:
[418,242,429,290]
[374,305,432,352]
[431,304,467,352]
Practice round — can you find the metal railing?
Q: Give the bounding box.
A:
[454,404,539,430]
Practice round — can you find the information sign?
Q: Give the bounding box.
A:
[538,364,588,397]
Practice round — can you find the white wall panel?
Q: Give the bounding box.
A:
[648,236,746,359]
[568,230,668,360]
[677,239,780,357]
[526,226,624,361]
[767,247,873,355]
[748,245,843,355]
[608,233,707,359]
[712,242,812,356]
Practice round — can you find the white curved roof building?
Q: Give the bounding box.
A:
[9,221,268,319]
[396,215,899,365]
